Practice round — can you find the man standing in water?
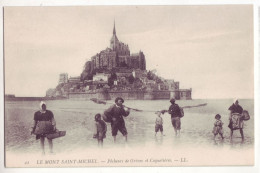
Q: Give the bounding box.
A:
[104,97,130,142]
[31,101,56,155]
[228,99,244,141]
[168,98,182,136]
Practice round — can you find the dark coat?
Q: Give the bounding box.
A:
[34,110,54,121]
[228,104,243,114]
[104,104,129,123]
[168,104,181,118]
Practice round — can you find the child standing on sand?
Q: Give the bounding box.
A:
[93,114,107,147]
[155,111,164,136]
[212,114,224,140]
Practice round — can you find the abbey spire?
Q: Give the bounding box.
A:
[110,20,119,50]
[113,20,116,35]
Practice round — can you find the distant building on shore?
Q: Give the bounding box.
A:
[59,73,68,84]
[5,94,15,98]
[68,76,80,84]
[93,73,110,84]
[46,89,56,97]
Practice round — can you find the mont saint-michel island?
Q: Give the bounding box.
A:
[46,22,192,100]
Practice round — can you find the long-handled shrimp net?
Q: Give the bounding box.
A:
[90,98,143,112]
[90,98,207,113]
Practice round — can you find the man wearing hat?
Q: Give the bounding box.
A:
[228,99,244,141]
[168,98,182,136]
[104,97,130,142]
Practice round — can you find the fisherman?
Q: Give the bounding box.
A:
[31,101,56,155]
[104,97,130,142]
[168,98,182,136]
[228,99,244,141]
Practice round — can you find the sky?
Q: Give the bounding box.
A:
[3,5,254,98]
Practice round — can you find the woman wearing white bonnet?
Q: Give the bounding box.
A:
[31,101,56,155]
[39,101,46,112]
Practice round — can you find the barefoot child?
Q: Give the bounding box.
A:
[212,114,224,140]
[155,111,164,136]
[93,114,107,147]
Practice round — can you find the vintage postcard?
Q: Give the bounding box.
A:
[1,4,258,170]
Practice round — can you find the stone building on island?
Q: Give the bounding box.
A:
[84,21,146,76]
[46,21,192,100]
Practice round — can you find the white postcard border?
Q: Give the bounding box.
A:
[1,0,260,173]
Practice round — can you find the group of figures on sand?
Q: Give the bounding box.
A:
[97,98,184,146]
[30,98,250,154]
[154,98,183,137]
[212,99,250,142]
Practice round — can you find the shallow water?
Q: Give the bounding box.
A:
[5,99,254,155]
